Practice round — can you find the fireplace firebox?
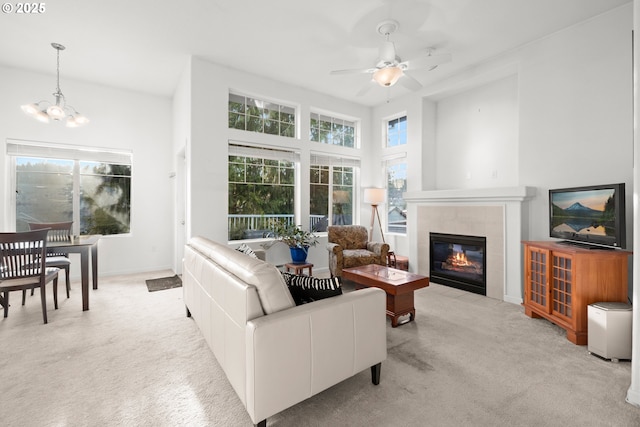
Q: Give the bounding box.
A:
[429,233,486,295]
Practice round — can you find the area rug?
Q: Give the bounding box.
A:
[146,275,182,292]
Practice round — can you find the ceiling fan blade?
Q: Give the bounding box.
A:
[398,72,422,91]
[356,80,375,97]
[330,67,375,75]
[405,52,452,70]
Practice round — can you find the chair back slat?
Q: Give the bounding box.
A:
[27,222,73,257]
[0,229,48,280]
[27,221,73,242]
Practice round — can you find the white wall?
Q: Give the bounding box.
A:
[435,75,519,189]
[185,57,374,270]
[0,65,174,276]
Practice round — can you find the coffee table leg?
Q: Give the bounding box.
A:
[388,292,416,327]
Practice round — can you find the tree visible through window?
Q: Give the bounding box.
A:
[229,93,296,138]
[228,145,296,241]
[309,112,356,147]
[309,164,354,231]
[15,157,131,235]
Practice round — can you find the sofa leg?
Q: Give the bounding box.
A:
[371,363,381,385]
[185,306,191,317]
[255,420,266,427]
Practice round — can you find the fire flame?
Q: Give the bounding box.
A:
[451,251,472,267]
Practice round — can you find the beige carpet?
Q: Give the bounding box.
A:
[2,270,640,426]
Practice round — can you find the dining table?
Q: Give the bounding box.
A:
[47,234,101,311]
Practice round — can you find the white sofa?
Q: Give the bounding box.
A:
[182,236,387,427]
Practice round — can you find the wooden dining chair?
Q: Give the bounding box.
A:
[28,221,73,298]
[0,229,60,324]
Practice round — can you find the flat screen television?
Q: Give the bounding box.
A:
[549,183,626,249]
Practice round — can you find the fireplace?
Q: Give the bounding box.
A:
[429,233,487,295]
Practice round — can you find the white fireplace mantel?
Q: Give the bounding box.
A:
[404,186,537,204]
[405,186,536,304]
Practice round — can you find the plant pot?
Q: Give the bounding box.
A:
[289,246,309,263]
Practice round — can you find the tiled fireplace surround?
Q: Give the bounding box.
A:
[404,187,535,304]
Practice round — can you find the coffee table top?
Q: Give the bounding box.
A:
[342,264,429,295]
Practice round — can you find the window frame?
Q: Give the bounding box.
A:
[228,143,300,242]
[385,114,408,148]
[309,110,359,148]
[384,155,407,235]
[309,153,360,231]
[7,140,133,236]
[229,92,297,138]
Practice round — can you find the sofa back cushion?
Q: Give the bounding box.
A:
[327,225,368,250]
[189,237,295,314]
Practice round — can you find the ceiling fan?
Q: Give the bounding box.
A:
[330,19,452,96]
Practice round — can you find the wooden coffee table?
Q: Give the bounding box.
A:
[342,264,429,327]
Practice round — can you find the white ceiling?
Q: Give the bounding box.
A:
[0,0,630,106]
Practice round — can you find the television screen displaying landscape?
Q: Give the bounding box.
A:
[550,188,616,239]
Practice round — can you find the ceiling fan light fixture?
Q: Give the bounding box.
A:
[373,66,403,87]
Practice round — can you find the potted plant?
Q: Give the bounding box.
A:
[270,220,319,263]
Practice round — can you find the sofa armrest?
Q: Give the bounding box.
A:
[245,288,387,424]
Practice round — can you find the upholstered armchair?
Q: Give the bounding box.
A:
[327,225,389,278]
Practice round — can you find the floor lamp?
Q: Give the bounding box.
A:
[363,188,386,243]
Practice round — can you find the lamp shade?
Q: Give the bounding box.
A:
[363,188,386,205]
[333,190,350,204]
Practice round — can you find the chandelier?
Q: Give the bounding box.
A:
[21,43,89,127]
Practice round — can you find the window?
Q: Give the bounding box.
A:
[309,154,359,231]
[228,144,298,241]
[386,159,407,234]
[310,112,356,147]
[228,93,296,138]
[386,115,407,147]
[9,141,132,235]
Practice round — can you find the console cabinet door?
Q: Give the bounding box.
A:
[525,246,550,314]
[550,253,573,323]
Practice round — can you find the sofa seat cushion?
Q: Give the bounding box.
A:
[281,272,343,305]
[189,237,295,314]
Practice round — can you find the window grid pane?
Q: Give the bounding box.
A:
[309,112,357,148]
[15,157,131,236]
[228,93,296,138]
[228,153,296,241]
[386,162,407,233]
[387,115,407,147]
[309,163,354,231]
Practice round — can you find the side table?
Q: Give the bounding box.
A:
[388,253,409,271]
[284,262,313,276]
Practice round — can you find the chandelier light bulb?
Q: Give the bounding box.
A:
[35,110,50,123]
[21,103,40,116]
[46,104,65,120]
[73,113,89,125]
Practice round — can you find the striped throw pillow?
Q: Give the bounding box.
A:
[285,274,342,305]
